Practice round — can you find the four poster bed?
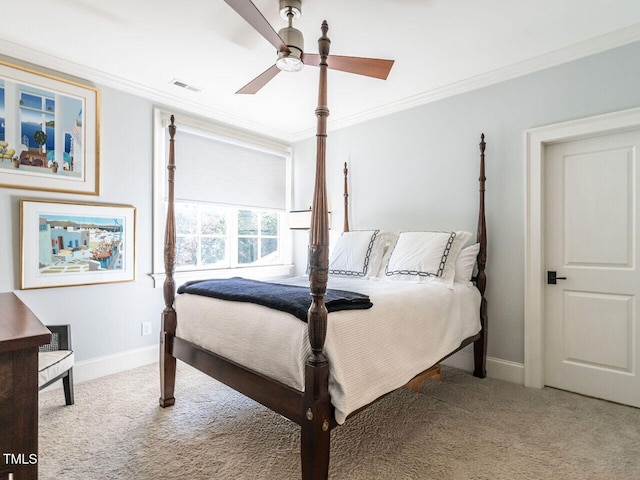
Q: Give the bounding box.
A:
[159,22,488,480]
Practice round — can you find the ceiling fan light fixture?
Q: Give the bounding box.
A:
[276,54,304,72]
[276,25,304,72]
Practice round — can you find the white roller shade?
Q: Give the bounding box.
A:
[171,129,287,210]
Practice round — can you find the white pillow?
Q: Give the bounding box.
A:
[384,231,472,287]
[329,230,382,278]
[454,243,480,284]
[371,231,399,278]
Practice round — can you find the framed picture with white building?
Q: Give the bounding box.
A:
[0,61,100,195]
[20,200,136,289]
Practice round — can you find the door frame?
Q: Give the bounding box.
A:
[524,106,640,389]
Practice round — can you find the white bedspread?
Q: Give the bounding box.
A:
[175,276,481,424]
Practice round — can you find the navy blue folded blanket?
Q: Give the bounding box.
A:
[177,277,373,322]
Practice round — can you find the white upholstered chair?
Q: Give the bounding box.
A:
[38,325,74,405]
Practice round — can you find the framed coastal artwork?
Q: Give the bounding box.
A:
[20,200,136,289]
[0,61,99,195]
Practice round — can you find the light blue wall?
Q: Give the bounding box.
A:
[0,62,163,362]
[292,41,640,364]
[2,40,640,371]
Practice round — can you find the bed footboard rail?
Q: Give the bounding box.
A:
[172,336,306,423]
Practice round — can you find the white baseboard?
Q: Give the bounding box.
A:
[74,344,160,383]
[441,349,524,384]
[41,344,159,392]
[42,343,524,393]
[487,357,525,384]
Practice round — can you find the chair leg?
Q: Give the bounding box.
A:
[63,368,74,405]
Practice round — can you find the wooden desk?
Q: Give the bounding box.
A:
[0,293,51,480]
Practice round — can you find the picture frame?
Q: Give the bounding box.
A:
[0,60,99,195]
[20,199,136,289]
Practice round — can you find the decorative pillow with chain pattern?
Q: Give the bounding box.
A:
[329,230,383,278]
[384,231,472,287]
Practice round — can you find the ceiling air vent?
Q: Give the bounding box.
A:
[170,79,202,93]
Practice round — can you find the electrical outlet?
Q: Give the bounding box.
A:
[141,321,152,336]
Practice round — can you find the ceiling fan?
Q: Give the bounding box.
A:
[223,0,394,94]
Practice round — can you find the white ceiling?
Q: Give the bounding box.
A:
[3,0,640,142]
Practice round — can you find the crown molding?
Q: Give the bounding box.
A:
[291,23,640,142]
[3,23,640,145]
[0,38,296,143]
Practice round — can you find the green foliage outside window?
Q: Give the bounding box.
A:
[174,203,279,269]
[237,210,279,265]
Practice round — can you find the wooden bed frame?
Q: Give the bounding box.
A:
[159,21,487,480]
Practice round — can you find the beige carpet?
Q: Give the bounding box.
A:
[39,362,640,479]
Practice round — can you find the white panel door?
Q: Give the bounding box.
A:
[544,129,640,407]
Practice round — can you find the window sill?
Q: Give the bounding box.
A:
[150,264,295,289]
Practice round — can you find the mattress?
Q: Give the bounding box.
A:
[175,276,481,424]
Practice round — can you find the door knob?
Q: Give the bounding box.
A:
[547,271,567,285]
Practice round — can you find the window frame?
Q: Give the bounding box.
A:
[151,109,294,287]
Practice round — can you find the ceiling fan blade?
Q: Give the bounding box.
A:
[302,53,394,80]
[236,64,281,94]
[224,0,289,53]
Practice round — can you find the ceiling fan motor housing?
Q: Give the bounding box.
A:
[277,26,304,71]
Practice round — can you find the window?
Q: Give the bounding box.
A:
[237,209,279,265]
[152,109,293,286]
[173,203,281,270]
[20,92,55,151]
[175,202,227,269]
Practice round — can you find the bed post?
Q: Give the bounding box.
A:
[343,162,349,232]
[159,115,177,407]
[473,133,488,378]
[301,20,332,480]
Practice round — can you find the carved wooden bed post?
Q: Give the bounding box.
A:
[343,162,350,233]
[159,115,177,407]
[301,20,332,480]
[473,133,488,378]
